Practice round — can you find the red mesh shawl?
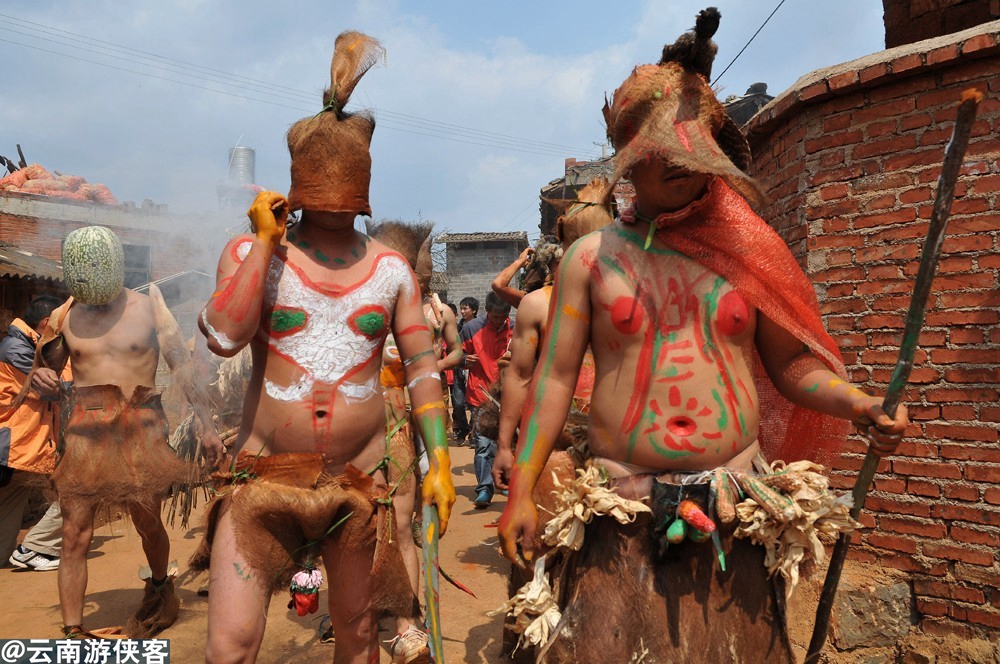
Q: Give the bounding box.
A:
[648,177,851,464]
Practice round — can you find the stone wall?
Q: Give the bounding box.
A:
[443,240,527,306]
[746,21,1000,641]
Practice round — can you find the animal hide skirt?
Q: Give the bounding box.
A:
[53,385,185,513]
[544,475,794,664]
[189,451,417,618]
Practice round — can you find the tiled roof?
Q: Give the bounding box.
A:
[0,242,63,281]
[435,231,529,244]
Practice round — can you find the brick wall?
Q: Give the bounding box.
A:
[444,241,526,306]
[883,0,1000,49]
[746,23,1000,638]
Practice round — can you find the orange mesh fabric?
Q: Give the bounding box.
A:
[649,178,850,465]
[286,32,385,215]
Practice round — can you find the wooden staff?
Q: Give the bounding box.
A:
[806,89,983,662]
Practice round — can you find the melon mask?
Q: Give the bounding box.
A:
[62,225,125,305]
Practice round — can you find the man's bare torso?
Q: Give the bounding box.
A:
[232,234,413,472]
[61,289,159,397]
[582,226,760,471]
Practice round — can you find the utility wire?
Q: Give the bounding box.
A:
[712,0,788,86]
[0,14,590,156]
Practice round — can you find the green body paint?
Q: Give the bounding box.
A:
[804,383,820,393]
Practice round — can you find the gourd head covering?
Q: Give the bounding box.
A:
[62,225,125,305]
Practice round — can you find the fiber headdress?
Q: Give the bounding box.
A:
[366,220,434,288]
[603,8,765,208]
[287,31,385,215]
[552,177,615,248]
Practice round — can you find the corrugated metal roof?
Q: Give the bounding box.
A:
[435,231,529,244]
[0,242,63,281]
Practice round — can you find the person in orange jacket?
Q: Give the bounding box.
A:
[0,295,69,571]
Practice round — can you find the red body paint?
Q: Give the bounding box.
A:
[716,290,750,337]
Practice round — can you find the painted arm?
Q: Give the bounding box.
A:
[499,240,592,566]
[436,305,464,372]
[394,273,456,535]
[149,284,224,466]
[756,313,909,455]
[490,247,533,309]
[493,291,546,490]
[199,191,288,357]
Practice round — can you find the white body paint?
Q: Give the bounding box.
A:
[200,309,240,351]
[233,239,413,403]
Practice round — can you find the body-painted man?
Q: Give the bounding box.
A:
[24,225,219,639]
[370,220,462,661]
[196,32,454,664]
[492,182,613,492]
[499,9,908,662]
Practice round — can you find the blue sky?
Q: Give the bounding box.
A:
[0,1,885,241]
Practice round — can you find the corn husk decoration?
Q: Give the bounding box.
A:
[488,555,561,651]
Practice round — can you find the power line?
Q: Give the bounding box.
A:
[712,0,788,86]
[0,13,591,157]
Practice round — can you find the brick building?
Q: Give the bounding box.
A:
[746,18,1000,643]
[0,191,223,335]
[435,231,529,306]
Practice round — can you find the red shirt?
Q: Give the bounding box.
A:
[460,316,512,408]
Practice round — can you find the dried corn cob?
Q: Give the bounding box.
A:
[760,472,803,494]
[713,468,737,525]
[736,474,796,522]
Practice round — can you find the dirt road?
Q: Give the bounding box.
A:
[0,444,512,663]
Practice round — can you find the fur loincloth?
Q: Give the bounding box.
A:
[503,456,857,663]
[189,451,417,618]
[53,384,186,513]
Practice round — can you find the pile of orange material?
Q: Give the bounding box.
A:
[0,164,118,205]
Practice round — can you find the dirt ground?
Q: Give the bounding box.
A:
[0,444,511,663]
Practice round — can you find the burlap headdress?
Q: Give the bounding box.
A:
[287,31,385,215]
[603,8,765,208]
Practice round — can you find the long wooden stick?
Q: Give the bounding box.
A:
[806,89,983,662]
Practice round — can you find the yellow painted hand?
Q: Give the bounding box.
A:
[247,191,289,247]
[421,449,455,536]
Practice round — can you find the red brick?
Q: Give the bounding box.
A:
[856,242,921,263]
[908,405,941,421]
[891,52,924,73]
[885,149,951,171]
[950,197,992,215]
[986,487,1000,505]
[901,113,933,131]
[893,459,962,479]
[941,405,978,420]
[940,234,995,255]
[899,186,932,204]
[874,477,906,494]
[925,43,961,66]
[870,294,914,312]
[852,134,918,159]
[944,368,1000,384]
[920,616,976,639]
[965,607,1000,629]
[894,441,939,459]
[867,495,932,517]
[960,32,1000,56]
[869,222,929,242]
[822,114,852,133]
[855,280,913,296]
[863,193,896,211]
[828,70,859,91]
[925,387,999,403]
[818,149,846,168]
[932,272,996,290]
[859,313,907,329]
[925,310,999,326]
[804,130,863,154]
[878,515,948,539]
[965,465,1000,483]
[982,408,1000,423]
[800,81,829,102]
[881,552,947,576]
[908,478,941,498]
[805,197,860,220]
[866,119,897,138]
[924,543,995,566]
[919,126,956,146]
[931,503,1000,526]
[846,548,878,565]
[808,165,863,186]
[914,579,986,604]
[937,290,1000,309]
[952,524,998,547]
[971,173,1000,195]
[944,483,981,502]
[954,562,1000,588]
[949,329,985,345]
[947,215,1000,235]
[925,423,999,443]
[931,348,1000,365]
[850,171,913,194]
[866,265,902,280]
[859,63,889,84]
[917,86,971,111]
[917,598,950,617]
[937,256,976,273]
[819,182,849,200]
[861,348,927,364]
[866,532,918,553]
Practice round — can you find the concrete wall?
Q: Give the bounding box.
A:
[746,21,1000,640]
[444,240,525,307]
